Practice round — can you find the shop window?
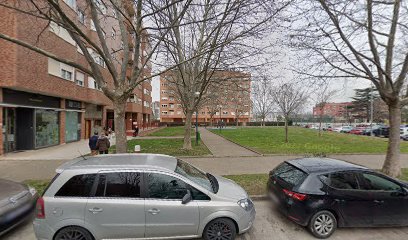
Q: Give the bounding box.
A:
[35,110,59,148]
[65,111,80,142]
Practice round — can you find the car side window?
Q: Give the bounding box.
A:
[147,173,188,200]
[321,172,359,190]
[55,174,96,197]
[359,173,402,191]
[95,172,141,198]
[191,187,210,200]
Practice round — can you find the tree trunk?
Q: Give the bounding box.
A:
[113,99,127,153]
[183,110,193,150]
[382,102,402,177]
[284,118,289,143]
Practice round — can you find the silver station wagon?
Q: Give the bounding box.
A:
[33,154,255,240]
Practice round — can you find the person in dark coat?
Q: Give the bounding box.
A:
[96,133,110,154]
[88,131,99,155]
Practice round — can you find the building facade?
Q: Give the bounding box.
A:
[0,0,152,155]
[160,71,251,125]
[313,102,352,119]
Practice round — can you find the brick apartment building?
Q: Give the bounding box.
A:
[160,70,251,125]
[0,1,152,155]
[313,102,352,119]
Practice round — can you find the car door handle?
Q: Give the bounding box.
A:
[88,207,103,213]
[147,209,160,215]
[373,200,384,204]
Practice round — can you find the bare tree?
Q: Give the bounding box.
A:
[252,76,275,126]
[153,0,290,149]
[0,0,192,153]
[313,84,337,136]
[288,0,408,177]
[272,82,308,142]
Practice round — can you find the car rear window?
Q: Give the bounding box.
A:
[271,162,307,187]
[55,174,96,197]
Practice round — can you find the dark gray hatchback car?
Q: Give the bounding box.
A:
[268,158,408,238]
[0,178,38,236]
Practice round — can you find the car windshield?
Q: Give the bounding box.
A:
[175,159,214,192]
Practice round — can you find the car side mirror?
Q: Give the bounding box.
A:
[182,190,192,204]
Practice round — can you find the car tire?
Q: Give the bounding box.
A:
[308,210,337,239]
[203,218,237,240]
[54,226,94,240]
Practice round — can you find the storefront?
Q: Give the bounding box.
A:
[1,89,61,152]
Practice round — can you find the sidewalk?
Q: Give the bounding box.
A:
[199,128,259,157]
[0,136,116,161]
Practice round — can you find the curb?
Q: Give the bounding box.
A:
[250,195,268,201]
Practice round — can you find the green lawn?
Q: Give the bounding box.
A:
[22,169,408,197]
[110,138,211,156]
[211,127,408,155]
[148,126,194,137]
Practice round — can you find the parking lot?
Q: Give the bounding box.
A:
[3,200,408,240]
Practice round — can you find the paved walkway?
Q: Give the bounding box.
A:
[199,128,259,157]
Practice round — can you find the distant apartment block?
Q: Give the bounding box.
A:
[313,102,352,118]
[0,0,152,155]
[160,70,252,125]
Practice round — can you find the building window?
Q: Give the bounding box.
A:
[77,9,85,24]
[127,94,136,103]
[49,21,76,45]
[90,20,96,31]
[61,69,73,81]
[88,77,102,91]
[95,0,107,14]
[161,104,168,108]
[75,71,84,86]
[64,0,76,9]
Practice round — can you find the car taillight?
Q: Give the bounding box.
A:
[36,197,45,219]
[282,189,307,201]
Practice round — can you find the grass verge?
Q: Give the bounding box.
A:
[110,138,211,156]
[23,169,408,197]
[147,126,194,137]
[211,127,408,155]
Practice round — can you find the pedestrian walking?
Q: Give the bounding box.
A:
[88,131,99,155]
[96,133,110,154]
[133,122,139,137]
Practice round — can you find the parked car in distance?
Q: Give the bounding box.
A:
[268,158,408,239]
[374,126,390,138]
[349,127,366,135]
[339,126,353,133]
[401,127,408,139]
[0,178,38,236]
[402,135,408,141]
[33,154,255,240]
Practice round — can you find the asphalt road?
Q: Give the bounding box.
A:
[3,201,408,240]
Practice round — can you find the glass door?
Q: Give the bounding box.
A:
[2,108,16,153]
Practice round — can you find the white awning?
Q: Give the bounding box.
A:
[0,103,85,112]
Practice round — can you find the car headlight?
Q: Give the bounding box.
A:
[29,187,37,196]
[238,198,253,211]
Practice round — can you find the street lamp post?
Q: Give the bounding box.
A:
[369,64,374,136]
[195,92,200,146]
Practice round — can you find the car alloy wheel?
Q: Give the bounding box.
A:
[204,218,236,240]
[309,210,337,239]
[54,226,93,240]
